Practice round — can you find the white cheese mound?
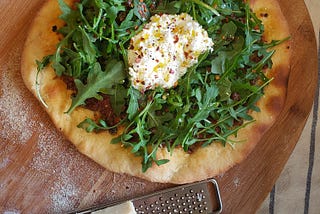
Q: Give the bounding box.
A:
[128,13,214,91]
[92,201,136,214]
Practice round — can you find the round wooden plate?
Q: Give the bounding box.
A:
[0,0,317,213]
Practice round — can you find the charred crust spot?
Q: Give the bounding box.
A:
[269,65,289,89]
[253,123,269,136]
[260,13,269,18]
[265,95,285,115]
[52,25,58,32]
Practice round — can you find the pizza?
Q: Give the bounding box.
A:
[21,0,291,184]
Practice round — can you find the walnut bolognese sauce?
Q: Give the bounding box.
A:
[60,75,123,134]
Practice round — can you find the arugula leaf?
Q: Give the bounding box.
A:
[154,1,182,14]
[51,35,68,76]
[36,55,53,108]
[116,9,137,32]
[126,86,141,120]
[217,77,231,101]
[188,0,220,16]
[78,118,112,132]
[58,0,80,33]
[78,27,98,64]
[66,60,125,113]
[109,84,128,115]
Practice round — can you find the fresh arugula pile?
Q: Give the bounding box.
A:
[37,0,285,172]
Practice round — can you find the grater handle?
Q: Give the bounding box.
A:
[75,201,136,214]
[91,201,136,214]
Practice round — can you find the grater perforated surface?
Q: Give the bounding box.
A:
[132,179,222,214]
[72,179,222,214]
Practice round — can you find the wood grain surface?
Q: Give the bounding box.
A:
[0,0,317,213]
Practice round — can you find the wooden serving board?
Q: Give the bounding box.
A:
[0,0,317,213]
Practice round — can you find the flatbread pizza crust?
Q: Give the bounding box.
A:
[21,0,291,184]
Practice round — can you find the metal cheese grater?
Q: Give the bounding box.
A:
[74,179,222,214]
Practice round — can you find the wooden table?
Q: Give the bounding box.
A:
[0,0,318,213]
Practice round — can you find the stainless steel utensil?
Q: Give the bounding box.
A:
[74,179,222,214]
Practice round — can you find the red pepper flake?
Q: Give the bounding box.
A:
[135,56,142,63]
[142,4,147,12]
[169,69,175,74]
[138,10,144,17]
[173,35,179,43]
[127,0,133,7]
